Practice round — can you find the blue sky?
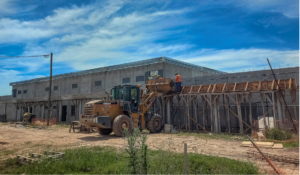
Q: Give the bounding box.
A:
[0,0,299,95]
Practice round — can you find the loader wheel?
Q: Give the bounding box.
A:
[147,114,162,133]
[97,128,112,135]
[113,115,133,137]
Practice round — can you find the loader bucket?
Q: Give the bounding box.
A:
[146,78,175,93]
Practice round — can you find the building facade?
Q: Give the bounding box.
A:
[0,57,222,123]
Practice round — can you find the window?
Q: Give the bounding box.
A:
[45,87,49,91]
[54,86,58,90]
[71,105,76,115]
[18,90,21,94]
[72,84,78,89]
[136,76,144,82]
[53,106,56,109]
[95,81,102,86]
[45,106,48,109]
[23,90,27,94]
[12,89,17,98]
[122,77,130,83]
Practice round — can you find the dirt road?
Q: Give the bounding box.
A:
[0,123,298,174]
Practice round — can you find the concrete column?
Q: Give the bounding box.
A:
[59,102,62,122]
[42,105,45,119]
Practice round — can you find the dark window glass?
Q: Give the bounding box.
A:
[45,87,49,91]
[54,86,58,90]
[95,81,102,86]
[71,105,76,115]
[45,106,48,109]
[122,77,130,83]
[53,106,56,109]
[72,84,78,89]
[18,90,21,94]
[23,90,27,94]
[136,76,144,82]
[12,89,17,98]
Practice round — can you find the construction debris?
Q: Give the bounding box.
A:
[17,151,65,165]
[247,150,299,164]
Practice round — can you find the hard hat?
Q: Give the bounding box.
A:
[157,75,160,77]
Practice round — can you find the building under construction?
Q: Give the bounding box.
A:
[0,57,298,134]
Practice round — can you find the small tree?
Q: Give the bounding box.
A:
[124,128,149,174]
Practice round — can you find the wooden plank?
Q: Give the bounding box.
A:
[207,84,211,93]
[244,82,249,91]
[233,83,237,92]
[197,85,202,93]
[222,83,227,92]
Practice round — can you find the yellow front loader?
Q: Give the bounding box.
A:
[79,78,176,136]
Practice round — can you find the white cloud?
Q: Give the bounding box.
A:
[175,48,299,72]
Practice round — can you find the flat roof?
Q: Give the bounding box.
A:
[10,57,224,86]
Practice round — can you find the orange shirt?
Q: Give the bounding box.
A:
[175,75,182,82]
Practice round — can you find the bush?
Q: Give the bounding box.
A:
[266,128,293,140]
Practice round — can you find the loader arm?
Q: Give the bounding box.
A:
[136,78,175,130]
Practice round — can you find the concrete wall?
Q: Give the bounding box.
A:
[2,61,220,122]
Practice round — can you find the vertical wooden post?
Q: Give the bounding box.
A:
[248,93,253,131]
[210,95,215,133]
[216,96,221,133]
[187,96,190,132]
[193,97,198,131]
[201,96,206,130]
[260,93,267,130]
[272,92,278,127]
[161,97,165,126]
[289,89,298,120]
[276,91,283,128]
[225,95,231,133]
[184,143,188,175]
[177,96,181,131]
[236,94,244,134]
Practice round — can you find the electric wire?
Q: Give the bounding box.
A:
[0,54,50,58]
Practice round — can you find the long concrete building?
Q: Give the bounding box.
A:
[0,57,223,123]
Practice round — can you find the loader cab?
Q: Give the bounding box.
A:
[111,85,140,111]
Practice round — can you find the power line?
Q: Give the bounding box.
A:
[0,54,50,58]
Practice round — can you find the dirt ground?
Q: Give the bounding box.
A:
[0,123,298,174]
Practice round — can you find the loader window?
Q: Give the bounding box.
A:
[117,87,130,101]
[111,88,115,100]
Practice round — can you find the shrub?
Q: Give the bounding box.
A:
[124,128,149,174]
[266,128,293,140]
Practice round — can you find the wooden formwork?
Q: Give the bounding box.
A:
[156,79,299,134]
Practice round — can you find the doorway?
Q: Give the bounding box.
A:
[62,105,67,122]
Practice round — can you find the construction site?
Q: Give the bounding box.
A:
[0,56,299,174]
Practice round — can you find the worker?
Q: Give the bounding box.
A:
[157,75,163,79]
[175,73,182,93]
[148,75,154,80]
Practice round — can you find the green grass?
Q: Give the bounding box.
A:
[282,141,299,148]
[176,131,248,141]
[0,146,259,174]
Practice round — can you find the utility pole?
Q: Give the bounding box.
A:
[47,53,53,126]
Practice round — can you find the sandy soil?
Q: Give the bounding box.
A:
[0,123,298,174]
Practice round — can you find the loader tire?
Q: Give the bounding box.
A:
[147,114,162,133]
[113,115,133,137]
[97,128,112,135]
